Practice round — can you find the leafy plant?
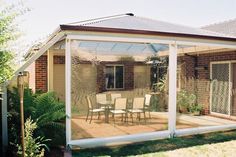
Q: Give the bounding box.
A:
[32,92,66,146]
[17,118,50,157]
[189,104,203,114]
[177,90,196,113]
[156,75,168,93]
[7,87,65,152]
[0,2,29,84]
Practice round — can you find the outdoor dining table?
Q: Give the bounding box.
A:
[99,100,113,123]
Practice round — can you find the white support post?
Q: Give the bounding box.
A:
[65,38,71,145]
[47,49,54,91]
[168,43,177,137]
[1,83,8,154]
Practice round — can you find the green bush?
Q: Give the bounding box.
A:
[189,104,203,114]
[32,92,65,146]
[17,118,50,157]
[7,87,65,154]
[177,90,196,113]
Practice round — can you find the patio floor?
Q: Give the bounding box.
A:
[71,112,236,140]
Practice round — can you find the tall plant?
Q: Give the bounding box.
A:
[17,118,50,157]
[177,90,196,113]
[0,2,29,84]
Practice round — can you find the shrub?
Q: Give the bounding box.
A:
[7,87,65,154]
[177,90,196,113]
[189,104,203,114]
[32,92,65,146]
[17,118,50,157]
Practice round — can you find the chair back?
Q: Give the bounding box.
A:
[145,94,152,106]
[114,98,127,110]
[111,93,121,104]
[86,96,93,109]
[96,93,106,103]
[133,97,145,109]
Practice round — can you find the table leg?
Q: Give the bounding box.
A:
[105,107,109,123]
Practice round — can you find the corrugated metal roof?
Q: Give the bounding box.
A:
[202,18,236,37]
[61,13,236,39]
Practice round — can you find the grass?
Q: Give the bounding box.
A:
[139,140,236,157]
[73,130,236,157]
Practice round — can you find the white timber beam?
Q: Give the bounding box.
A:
[66,32,236,49]
[47,49,54,91]
[1,83,8,154]
[168,43,177,137]
[68,130,170,149]
[175,124,236,137]
[7,32,65,85]
[65,38,72,144]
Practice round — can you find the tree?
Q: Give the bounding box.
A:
[0,1,28,84]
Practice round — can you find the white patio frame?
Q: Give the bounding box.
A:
[65,32,236,148]
[2,30,236,150]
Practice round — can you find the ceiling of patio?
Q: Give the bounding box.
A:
[53,40,170,62]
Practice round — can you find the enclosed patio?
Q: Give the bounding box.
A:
[3,13,236,149]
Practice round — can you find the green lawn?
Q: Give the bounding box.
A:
[73,130,236,157]
[131,140,236,157]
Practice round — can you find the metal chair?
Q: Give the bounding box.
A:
[86,95,105,123]
[111,93,122,104]
[110,98,127,124]
[144,94,152,118]
[96,93,107,108]
[128,97,146,123]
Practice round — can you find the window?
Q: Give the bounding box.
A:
[105,65,124,89]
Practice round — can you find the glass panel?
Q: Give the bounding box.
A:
[105,66,115,89]
[175,44,236,132]
[70,40,170,140]
[115,66,123,88]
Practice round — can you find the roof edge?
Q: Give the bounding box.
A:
[60,25,236,42]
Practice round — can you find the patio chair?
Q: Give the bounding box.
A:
[110,98,127,124]
[96,93,107,108]
[144,94,152,118]
[128,97,146,123]
[86,95,105,123]
[111,93,122,104]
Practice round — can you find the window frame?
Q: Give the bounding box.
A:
[105,64,125,90]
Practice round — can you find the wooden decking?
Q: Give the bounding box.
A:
[71,112,236,140]
[70,112,236,140]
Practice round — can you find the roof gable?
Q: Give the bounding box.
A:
[60,13,236,40]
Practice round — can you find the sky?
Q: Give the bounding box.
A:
[3,0,236,55]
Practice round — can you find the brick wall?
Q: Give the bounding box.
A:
[124,62,134,90]
[96,61,135,93]
[96,64,106,92]
[35,55,138,93]
[35,55,65,92]
[35,55,47,92]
